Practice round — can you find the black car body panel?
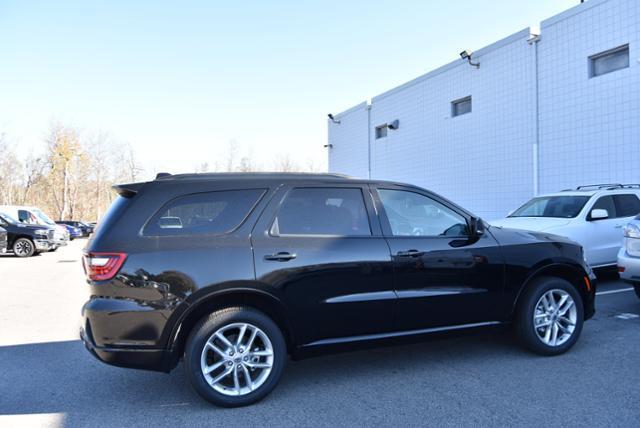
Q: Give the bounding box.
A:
[80,174,596,372]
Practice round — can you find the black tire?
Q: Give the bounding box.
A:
[515,276,584,356]
[13,238,35,257]
[50,246,58,252]
[184,307,286,407]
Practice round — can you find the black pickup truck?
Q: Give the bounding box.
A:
[0,212,55,257]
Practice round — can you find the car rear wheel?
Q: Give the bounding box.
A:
[184,307,286,407]
[13,238,35,257]
[516,276,584,355]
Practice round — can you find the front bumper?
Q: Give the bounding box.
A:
[34,239,55,251]
[617,247,640,286]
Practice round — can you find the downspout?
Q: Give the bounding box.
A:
[529,32,541,196]
[367,101,372,179]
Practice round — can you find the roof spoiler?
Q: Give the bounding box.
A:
[112,182,145,198]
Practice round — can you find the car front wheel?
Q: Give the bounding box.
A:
[184,307,286,407]
[13,238,35,257]
[516,276,584,356]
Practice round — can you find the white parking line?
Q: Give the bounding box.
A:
[596,287,635,296]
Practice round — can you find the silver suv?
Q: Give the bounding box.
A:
[617,214,640,299]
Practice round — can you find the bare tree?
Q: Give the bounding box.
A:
[20,153,45,204]
[0,133,22,204]
[45,123,84,220]
[272,153,299,172]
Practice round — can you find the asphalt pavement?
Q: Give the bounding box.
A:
[1,240,639,427]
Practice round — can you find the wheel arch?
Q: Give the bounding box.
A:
[511,262,591,318]
[166,285,295,370]
[12,235,36,253]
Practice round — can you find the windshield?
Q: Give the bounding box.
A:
[0,212,18,224]
[509,196,590,218]
[31,208,57,226]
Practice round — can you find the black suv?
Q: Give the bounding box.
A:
[0,212,55,257]
[81,173,596,407]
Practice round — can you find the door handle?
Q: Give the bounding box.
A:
[614,224,623,229]
[264,252,297,262]
[396,249,425,258]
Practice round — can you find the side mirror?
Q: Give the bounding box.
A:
[590,209,609,220]
[469,217,485,239]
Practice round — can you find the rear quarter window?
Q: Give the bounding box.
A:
[143,189,265,236]
[614,194,640,218]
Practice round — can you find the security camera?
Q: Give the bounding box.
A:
[459,50,479,68]
[328,113,340,124]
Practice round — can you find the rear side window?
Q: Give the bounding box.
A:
[272,188,371,236]
[590,196,616,219]
[614,194,640,218]
[144,189,265,236]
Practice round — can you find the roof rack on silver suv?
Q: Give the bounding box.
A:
[561,184,640,191]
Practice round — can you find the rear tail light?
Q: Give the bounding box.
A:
[82,252,127,281]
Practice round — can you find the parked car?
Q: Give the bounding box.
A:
[81,173,596,407]
[57,223,83,240]
[56,220,94,237]
[0,205,69,250]
[491,184,640,268]
[0,211,55,257]
[0,225,7,253]
[617,214,640,299]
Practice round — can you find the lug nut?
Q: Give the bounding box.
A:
[239,348,244,353]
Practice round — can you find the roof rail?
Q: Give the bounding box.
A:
[568,184,640,191]
[576,184,623,190]
[155,172,172,179]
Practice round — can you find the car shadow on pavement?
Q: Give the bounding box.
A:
[0,330,527,426]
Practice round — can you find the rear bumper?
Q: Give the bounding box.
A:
[81,296,177,372]
[80,325,172,373]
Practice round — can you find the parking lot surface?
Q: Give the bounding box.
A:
[1,240,639,427]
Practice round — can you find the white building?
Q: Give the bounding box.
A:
[327,0,639,220]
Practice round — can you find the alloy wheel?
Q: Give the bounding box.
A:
[533,289,577,347]
[14,239,33,257]
[200,322,274,396]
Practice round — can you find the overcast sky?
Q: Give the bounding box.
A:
[1,0,579,175]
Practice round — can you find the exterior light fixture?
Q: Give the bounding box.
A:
[460,50,480,68]
[327,113,340,124]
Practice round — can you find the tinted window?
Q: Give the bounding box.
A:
[614,194,640,218]
[273,188,371,236]
[144,189,265,236]
[378,189,468,237]
[452,96,472,117]
[510,196,590,218]
[375,125,387,139]
[590,196,616,219]
[590,45,629,78]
